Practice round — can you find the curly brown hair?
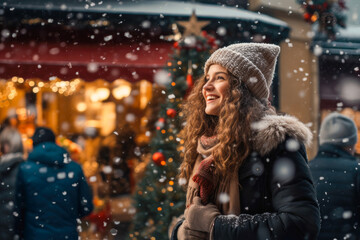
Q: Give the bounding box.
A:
[179,73,269,185]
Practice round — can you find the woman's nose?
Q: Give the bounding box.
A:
[203,80,213,90]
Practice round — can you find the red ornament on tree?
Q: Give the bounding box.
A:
[303,12,311,21]
[184,60,194,99]
[186,60,193,88]
[152,152,166,166]
[166,108,177,118]
[186,73,193,88]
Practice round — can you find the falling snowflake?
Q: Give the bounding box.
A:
[1,29,10,38]
[57,172,66,179]
[178,178,187,186]
[168,94,176,99]
[49,48,60,55]
[313,45,323,56]
[39,167,47,174]
[285,139,300,152]
[249,77,258,84]
[141,20,151,29]
[216,26,227,36]
[102,165,113,174]
[273,158,295,183]
[87,63,98,73]
[154,70,171,86]
[218,192,230,203]
[125,52,138,61]
[251,162,264,176]
[125,113,136,123]
[89,176,97,182]
[47,176,55,182]
[110,228,118,236]
[343,210,352,219]
[184,36,197,47]
[134,147,141,156]
[104,35,113,42]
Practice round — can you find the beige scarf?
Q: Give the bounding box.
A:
[186,136,241,215]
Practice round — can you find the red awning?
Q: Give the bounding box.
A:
[0,41,173,82]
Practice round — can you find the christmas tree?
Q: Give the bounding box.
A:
[129,12,218,240]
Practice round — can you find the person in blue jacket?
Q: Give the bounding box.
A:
[15,127,93,240]
[170,43,320,239]
[310,112,359,240]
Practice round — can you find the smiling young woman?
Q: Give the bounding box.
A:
[170,43,320,240]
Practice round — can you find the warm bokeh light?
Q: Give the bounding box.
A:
[112,79,132,100]
[76,102,87,112]
[95,87,110,101]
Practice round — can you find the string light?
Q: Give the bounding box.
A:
[0,77,83,108]
[0,80,18,107]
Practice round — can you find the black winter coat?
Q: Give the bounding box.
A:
[309,144,360,240]
[171,115,320,240]
[0,153,23,240]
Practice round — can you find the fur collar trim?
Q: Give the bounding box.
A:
[251,114,312,156]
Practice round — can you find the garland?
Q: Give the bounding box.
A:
[297,0,347,39]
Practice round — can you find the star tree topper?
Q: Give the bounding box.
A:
[177,11,210,37]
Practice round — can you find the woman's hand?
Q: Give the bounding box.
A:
[185,196,220,233]
[177,220,208,240]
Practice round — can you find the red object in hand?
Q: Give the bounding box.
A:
[192,157,215,205]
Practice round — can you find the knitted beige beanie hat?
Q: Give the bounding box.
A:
[319,112,358,147]
[204,43,280,100]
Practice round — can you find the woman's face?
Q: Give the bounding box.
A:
[202,64,230,116]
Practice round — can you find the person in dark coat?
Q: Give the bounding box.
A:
[170,43,320,240]
[309,112,359,240]
[0,127,24,240]
[15,127,93,240]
